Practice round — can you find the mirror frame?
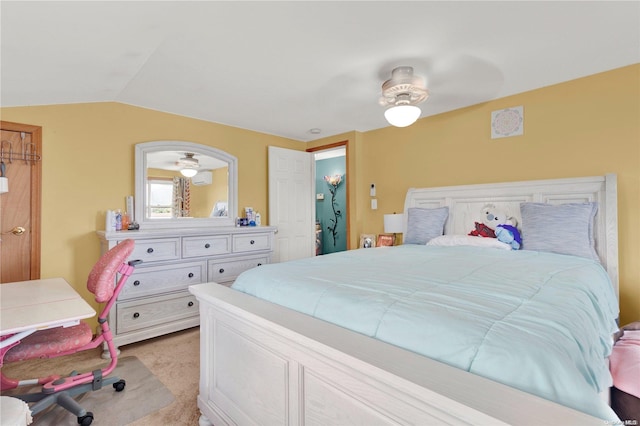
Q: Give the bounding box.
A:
[134,140,238,229]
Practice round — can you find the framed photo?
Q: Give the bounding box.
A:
[359,234,376,249]
[377,233,395,247]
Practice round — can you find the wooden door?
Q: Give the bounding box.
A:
[0,121,42,282]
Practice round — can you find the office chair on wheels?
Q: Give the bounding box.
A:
[0,239,138,426]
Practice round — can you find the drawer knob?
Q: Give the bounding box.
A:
[188,272,194,278]
[204,243,210,249]
[133,280,141,286]
[219,268,225,274]
[188,301,194,307]
[133,312,140,319]
[250,240,255,245]
[147,248,154,254]
[257,263,262,266]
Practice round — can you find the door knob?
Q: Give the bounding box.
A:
[11,226,26,236]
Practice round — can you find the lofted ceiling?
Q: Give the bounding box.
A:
[1,1,638,142]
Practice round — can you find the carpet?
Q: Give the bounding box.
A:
[10,356,175,426]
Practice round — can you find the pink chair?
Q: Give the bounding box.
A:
[0,239,138,426]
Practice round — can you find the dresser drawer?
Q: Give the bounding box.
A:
[126,238,180,263]
[116,292,199,334]
[233,233,271,253]
[208,254,269,283]
[118,261,206,301]
[182,235,231,258]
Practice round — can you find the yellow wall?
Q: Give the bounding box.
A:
[210,167,229,214]
[0,103,302,316]
[1,64,638,325]
[311,64,640,325]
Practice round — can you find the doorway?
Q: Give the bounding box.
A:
[307,141,348,255]
[0,121,42,283]
[268,141,350,263]
[313,148,347,255]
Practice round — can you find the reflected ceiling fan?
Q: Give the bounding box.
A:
[176,152,200,177]
[379,66,429,127]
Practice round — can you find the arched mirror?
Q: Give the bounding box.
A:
[134,141,237,229]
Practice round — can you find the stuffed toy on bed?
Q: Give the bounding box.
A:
[468,221,496,238]
[469,203,521,250]
[468,203,508,238]
[495,224,522,250]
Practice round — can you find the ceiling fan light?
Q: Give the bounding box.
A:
[384,105,421,127]
[180,168,198,177]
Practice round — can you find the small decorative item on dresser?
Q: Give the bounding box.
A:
[359,234,376,249]
[377,233,395,247]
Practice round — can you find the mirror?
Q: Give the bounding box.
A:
[135,141,238,229]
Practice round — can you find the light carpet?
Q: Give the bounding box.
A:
[7,356,175,425]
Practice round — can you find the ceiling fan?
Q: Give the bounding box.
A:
[176,152,200,177]
[379,66,429,127]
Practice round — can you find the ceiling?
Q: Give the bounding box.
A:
[1,1,638,142]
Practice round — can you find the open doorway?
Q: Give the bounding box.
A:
[311,146,347,255]
[268,141,349,263]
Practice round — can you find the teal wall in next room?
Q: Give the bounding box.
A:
[316,157,347,255]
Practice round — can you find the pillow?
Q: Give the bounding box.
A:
[519,202,599,261]
[427,234,512,250]
[404,207,449,244]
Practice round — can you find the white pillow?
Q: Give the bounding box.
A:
[427,235,513,250]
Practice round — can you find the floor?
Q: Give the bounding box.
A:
[2,327,201,425]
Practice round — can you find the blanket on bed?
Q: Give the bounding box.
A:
[232,245,619,420]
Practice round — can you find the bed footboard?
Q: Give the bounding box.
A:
[190,283,604,425]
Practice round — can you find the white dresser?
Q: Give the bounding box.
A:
[97,226,276,351]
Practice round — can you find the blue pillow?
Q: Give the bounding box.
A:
[520,202,599,261]
[404,207,449,245]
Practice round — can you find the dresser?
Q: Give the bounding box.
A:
[96,226,276,352]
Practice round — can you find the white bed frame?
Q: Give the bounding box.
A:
[190,174,618,426]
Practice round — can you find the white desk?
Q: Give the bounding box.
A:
[0,278,95,338]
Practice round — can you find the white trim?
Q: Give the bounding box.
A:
[135,141,238,229]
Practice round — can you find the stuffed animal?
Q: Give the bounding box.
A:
[468,204,522,250]
[495,224,522,250]
[468,203,510,238]
[468,221,496,238]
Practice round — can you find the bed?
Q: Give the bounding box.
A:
[189,174,620,425]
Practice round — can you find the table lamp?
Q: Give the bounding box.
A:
[383,213,404,245]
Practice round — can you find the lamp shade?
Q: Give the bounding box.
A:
[384,105,421,127]
[384,213,405,234]
[180,168,198,177]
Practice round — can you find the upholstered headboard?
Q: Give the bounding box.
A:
[403,174,619,296]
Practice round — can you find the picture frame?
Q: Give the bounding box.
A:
[359,234,376,249]
[376,233,395,247]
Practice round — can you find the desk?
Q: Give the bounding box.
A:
[1,278,95,338]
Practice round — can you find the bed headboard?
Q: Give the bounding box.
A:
[403,174,619,296]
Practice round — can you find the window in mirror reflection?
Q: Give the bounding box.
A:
[147,178,173,218]
[147,176,193,218]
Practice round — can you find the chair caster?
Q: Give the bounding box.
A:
[77,411,94,425]
[113,379,126,392]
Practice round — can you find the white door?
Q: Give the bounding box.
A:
[268,146,315,263]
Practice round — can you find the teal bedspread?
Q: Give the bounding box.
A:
[232,245,619,420]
